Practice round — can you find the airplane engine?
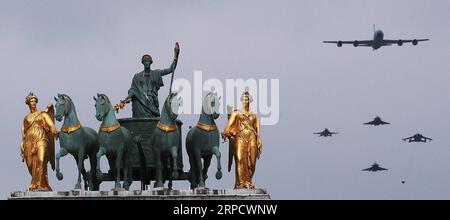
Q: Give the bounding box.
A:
[412,39,418,46]
[353,40,359,47]
[337,41,343,47]
[397,39,403,46]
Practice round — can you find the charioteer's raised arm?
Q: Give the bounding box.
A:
[160,42,180,76]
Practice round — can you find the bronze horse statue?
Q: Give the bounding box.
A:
[94,94,133,190]
[54,94,100,190]
[152,92,182,189]
[186,92,222,189]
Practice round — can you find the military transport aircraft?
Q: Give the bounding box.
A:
[364,116,390,126]
[362,163,388,172]
[403,133,432,143]
[313,128,338,137]
[323,25,429,50]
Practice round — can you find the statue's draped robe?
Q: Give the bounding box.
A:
[225,111,261,189]
[22,111,54,191]
[127,60,177,118]
[128,70,164,118]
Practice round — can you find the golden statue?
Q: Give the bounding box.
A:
[20,93,57,191]
[222,91,262,189]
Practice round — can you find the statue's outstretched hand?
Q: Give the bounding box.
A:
[114,100,126,113]
[50,127,58,139]
[221,132,228,141]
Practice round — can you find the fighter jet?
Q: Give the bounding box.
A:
[364,116,390,126]
[313,128,338,137]
[323,25,429,50]
[403,133,432,143]
[362,163,388,172]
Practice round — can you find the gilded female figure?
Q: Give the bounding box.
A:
[222,91,262,189]
[21,93,57,191]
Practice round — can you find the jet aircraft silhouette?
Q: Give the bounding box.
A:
[313,128,338,137]
[362,163,388,172]
[403,133,432,143]
[324,25,429,50]
[364,116,390,126]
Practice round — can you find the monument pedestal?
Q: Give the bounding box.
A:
[9,188,270,200]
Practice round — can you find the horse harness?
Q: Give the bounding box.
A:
[196,122,218,132]
[156,122,178,133]
[99,123,121,133]
[60,123,81,134]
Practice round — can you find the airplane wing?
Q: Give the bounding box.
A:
[403,137,412,142]
[330,132,339,135]
[379,167,388,171]
[323,40,374,47]
[313,132,322,135]
[364,121,375,125]
[383,39,429,45]
[362,167,372,171]
[380,121,390,125]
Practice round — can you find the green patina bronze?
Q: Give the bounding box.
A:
[50,44,192,190]
[94,94,134,190]
[120,43,179,118]
[116,117,185,189]
[54,94,100,190]
[92,95,187,190]
[186,92,222,189]
[152,92,183,189]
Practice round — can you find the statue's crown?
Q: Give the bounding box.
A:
[25,92,38,104]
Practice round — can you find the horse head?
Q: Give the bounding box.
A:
[203,91,221,120]
[54,93,73,122]
[94,93,111,121]
[164,92,182,121]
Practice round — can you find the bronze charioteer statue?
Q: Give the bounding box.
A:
[114,42,180,117]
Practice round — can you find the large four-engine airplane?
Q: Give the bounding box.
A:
[323,25,429,50]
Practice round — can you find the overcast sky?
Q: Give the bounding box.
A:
[1,0,450,199]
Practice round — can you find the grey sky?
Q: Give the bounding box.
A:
[1,0,450,199]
